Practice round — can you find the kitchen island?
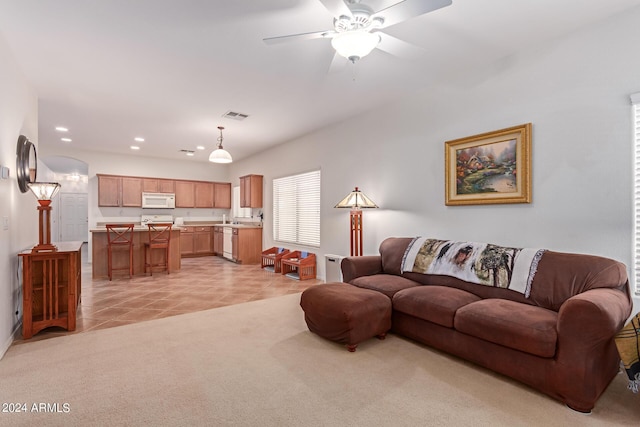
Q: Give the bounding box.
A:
[90,226,182,279]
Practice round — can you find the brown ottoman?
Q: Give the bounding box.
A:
[300,282,392,352]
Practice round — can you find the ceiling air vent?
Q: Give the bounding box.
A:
[179,149,195,156]
[222,111,249,121]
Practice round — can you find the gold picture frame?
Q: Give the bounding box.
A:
[445,123,531,206]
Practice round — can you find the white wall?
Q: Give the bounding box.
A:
[231,3,640,316]
[0,35,38,357]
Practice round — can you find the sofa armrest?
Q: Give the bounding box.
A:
[341,256,383,283]
[557,288,632,351]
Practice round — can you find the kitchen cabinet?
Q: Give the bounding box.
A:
[180,226,214,257]
[121,177,143,207]
[143,178,175,193]
[97,174,142,207]
[230,227,262,264]
[19,241,82,339]
[98,175,121,206]
[195,182,214,208]
[214,182,231,209]
[213,226,223,255]
[194,227,212,253]
[240,174,263,208]
[98,174,231,209]
[180,227,195,256]
[175,181,195,208]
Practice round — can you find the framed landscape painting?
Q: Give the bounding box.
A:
[445,123,531,206]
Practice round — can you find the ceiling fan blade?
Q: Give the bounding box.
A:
[263,30,335,45]
[327,51,348,74]
[373,0,452,29]
[318,0,352,17]
[376,32,425,60]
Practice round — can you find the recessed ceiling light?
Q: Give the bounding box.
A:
[134,137,145,142]
[55,126,68,132]
[130,145,140,150]
[196,145,205,150]
[61,138,72,142]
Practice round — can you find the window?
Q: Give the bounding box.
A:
[273,170,321,247]
[232,186,251,218]
[632,92,640,294]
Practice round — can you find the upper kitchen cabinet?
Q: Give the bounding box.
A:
[175,180,195,208]
[240,174,263,208]
[98,174,231,209]
[97,174,120,207]
[214,182,231,209]
[121,177,143,206]
[194,181,214,208]
[97,174,142,207]
[143,178,175,193]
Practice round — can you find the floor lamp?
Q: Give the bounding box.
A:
[335,187,378,256]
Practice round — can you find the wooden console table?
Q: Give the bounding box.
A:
[19,241,82,339]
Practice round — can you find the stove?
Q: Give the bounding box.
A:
[141,214,174,225]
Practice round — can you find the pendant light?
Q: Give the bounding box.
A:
[209,126,233,164]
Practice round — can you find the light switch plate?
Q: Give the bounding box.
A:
[2,217,8,231]
[0,166,9,179]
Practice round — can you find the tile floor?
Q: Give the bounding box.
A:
[15,244,323,343]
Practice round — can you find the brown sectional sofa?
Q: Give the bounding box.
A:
[341,237,633,412]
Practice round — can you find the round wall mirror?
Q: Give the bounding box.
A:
[16,135,37,193]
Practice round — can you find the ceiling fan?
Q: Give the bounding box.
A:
[263,0,452,67]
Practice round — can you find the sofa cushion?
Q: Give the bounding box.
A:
[350,274,419,299]
[454,299,558,358]
[380,237,415,276]
[393,286,481,328]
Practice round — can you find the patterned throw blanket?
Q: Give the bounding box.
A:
[615,314,640,393]
[401,238,545,298]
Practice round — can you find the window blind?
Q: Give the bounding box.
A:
[273,170,321,247]
[632,92,640,294]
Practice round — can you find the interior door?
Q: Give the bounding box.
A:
[59,192,88,242]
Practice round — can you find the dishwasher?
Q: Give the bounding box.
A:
[223,227,233,260]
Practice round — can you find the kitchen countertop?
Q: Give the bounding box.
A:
[210,223,262,229]
[177,221,262,228]
[90,226,185,232]
[90,221,262,232]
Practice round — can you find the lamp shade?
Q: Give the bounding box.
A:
[335,187,378,209]
[209,148,233,163]
[209,125,233,163]
[27,182,61,204]
[331,31,380,62]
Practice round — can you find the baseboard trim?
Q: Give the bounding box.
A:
[0,322,22,360]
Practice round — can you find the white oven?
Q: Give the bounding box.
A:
[142,192,175,209]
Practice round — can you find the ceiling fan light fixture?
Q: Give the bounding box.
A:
[209,126,233,164]
[331,30,380,62]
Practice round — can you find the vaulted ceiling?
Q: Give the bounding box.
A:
[1,0,639,171]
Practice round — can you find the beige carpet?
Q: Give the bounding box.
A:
[1,293,638,427]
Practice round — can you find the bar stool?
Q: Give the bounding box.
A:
[144,223,172,276]
[105,224,135,281]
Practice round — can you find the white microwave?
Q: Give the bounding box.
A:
[142,192,176,209]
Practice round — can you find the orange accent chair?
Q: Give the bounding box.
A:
[105,224,135,280]
[261,247,290,273]
[281,251,316,281]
